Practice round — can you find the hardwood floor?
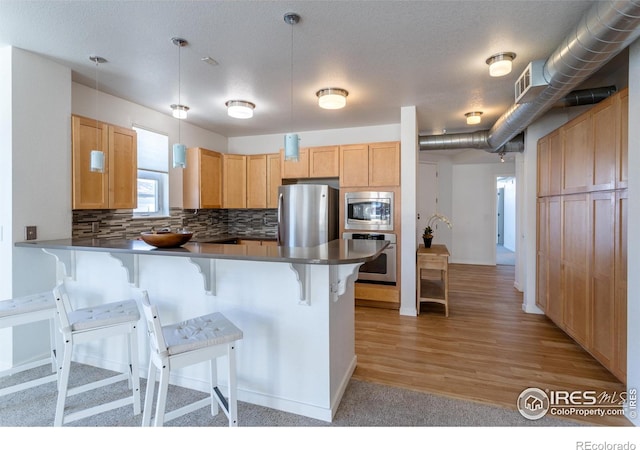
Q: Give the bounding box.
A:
[353,264,631,426]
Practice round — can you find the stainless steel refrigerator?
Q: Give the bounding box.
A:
[277,184,339,247]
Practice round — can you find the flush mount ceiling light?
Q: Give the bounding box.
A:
[486,52,516,77]
[170,104,189,119]
[465,111,483,125]
[225,100,255,119]
[316,87,349,109]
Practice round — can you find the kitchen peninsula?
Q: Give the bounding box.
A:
[16,237,388,422]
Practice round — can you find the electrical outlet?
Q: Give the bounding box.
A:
[25,226,37,240]
[91,222,99,233]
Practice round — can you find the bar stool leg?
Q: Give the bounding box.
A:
[54,337,73,427]
[209,358,219,416]
[128,324,141,415]
[227,343,238,427]
[154,365,170,427]
[141,362,157,426]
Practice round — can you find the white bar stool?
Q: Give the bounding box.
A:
[0,292,58,397]
[140,291,243,427]
[52,282,141,426]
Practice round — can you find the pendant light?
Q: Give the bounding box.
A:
[284,13,300,161]
[89,56,107,173]
[171,37,188,169]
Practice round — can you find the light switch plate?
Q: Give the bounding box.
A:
[25,226,37,240]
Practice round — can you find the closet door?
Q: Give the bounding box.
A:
[561,194,590,346]
[589,192,616,367]
[546,196,563,325]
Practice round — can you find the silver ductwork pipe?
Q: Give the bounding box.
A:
[420,0,640,154]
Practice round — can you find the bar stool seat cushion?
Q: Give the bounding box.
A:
[0,292,55,318]
[68,299,140,331]
[163,312,243,356]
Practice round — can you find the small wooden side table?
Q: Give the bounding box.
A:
[416,244,450,316]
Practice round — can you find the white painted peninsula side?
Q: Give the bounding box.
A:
[16,238,387,422]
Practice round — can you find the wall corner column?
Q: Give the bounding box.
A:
[400,106,417,316]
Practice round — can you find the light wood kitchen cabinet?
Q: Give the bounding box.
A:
[183,147,222,209]
[589,191,616,369]
[246,153,281,209]
[339,141,400,187]
[223,154,247,208]
[561,193,590,347]
[280,146,338,179]
[72,115,137,210]
[618,89,628,189]
[536,88,628,382]
[238,239,277,246]
[247,154,267,208]
[613,189,627,382]
[591,94,619,192]
[309,146,339,177]
[267,153,281,208]
[562,114,592,195]
[537,130,562,197]
[280,148,309,179]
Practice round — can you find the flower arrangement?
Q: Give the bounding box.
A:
[423,213,452,237]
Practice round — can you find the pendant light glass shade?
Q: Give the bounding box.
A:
[173,143,186,169]
[90,150,105,173]
[284,133,299,161]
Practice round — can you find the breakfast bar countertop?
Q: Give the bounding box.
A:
[16,237,388,265]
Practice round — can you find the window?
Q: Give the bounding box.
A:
[133,126,169,217]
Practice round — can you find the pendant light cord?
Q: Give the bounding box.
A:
[177,42,181,143]
[290,19,293,130]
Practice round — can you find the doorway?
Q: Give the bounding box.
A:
[496,176,516,265]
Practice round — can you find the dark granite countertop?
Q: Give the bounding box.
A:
[16,237,388,265]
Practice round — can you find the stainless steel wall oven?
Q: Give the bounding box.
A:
[343,232,396,284]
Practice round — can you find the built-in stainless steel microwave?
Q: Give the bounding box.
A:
[344,191,394,231]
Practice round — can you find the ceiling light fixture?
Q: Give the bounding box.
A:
[171,104,189,119]
[486,52,516,77]
[171,37,188,169]
[284,12,300,161]
[89,55,107,173]
[316,87,348,109]
[225,100,255,119]
[465,111,483,125]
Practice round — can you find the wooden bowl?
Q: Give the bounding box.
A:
[140,231,193,248]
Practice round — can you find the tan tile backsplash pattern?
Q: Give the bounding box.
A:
[72,208,277,240]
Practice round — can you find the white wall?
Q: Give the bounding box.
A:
[1,47,71,367]
[72,82,228,208]
[626,38,640,427]
[450,162,514,265]
[227,123,400,154]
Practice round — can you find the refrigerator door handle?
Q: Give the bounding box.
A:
[277,192,283,244]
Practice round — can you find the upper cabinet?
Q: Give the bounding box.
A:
[246,153,281,209]
[340,141,400,187]
[183,147,222,209]
[280,146,339,179]
[538,88,627,197]
[223,154,247,208]
[72,115,137,210]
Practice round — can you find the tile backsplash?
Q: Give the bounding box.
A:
[72,208,277,239]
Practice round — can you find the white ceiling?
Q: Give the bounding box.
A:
[0,0,624,141]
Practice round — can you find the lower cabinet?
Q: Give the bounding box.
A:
[537,191,627,382]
